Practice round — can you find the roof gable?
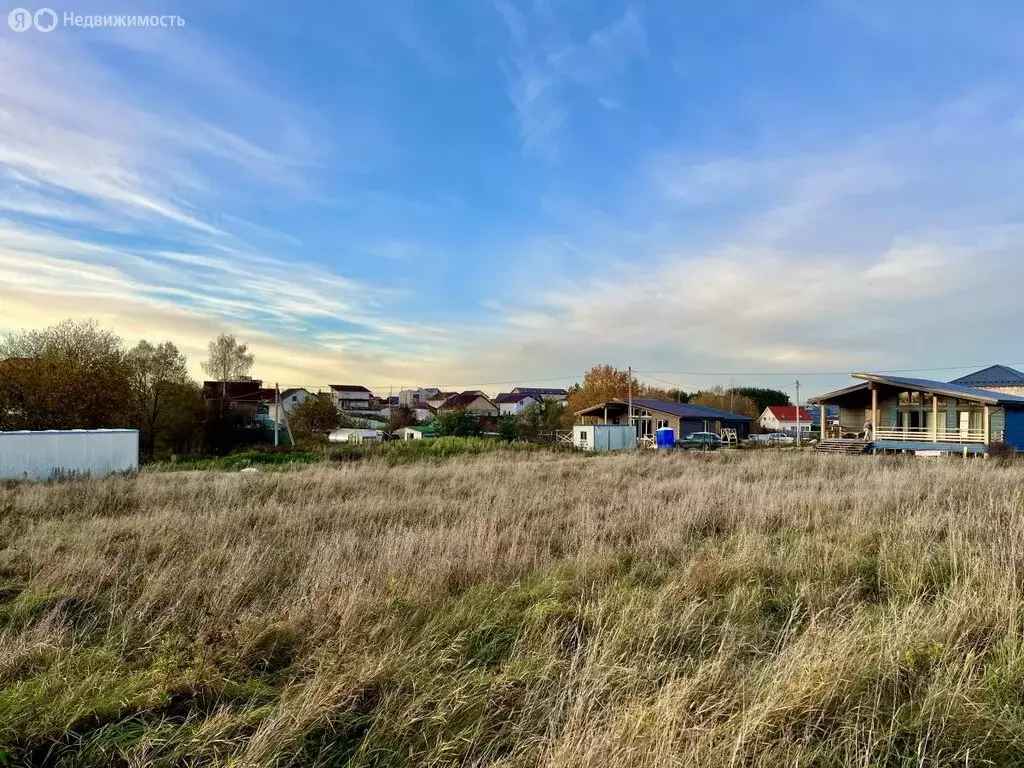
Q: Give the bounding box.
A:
[512,387,568,396]
[764,405,812,422]
[495,392,533,404]
[441,392,497,410]
[951,365,1024,387]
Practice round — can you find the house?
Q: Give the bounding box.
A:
[437,392,499,417]
[950,365,1024,397]
[330,384,373,411]
[810,372,1024,454]
[267,387,312,425]
[759,406,814,435]
[575,398,752,441]
[202,379,275,421]
[494,392,538,416]
[399,387,440,406]
[512,387,568,402]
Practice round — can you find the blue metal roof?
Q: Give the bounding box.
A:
[629,398,752,421]
[852,373,1024,406]
[950,365,1024,388]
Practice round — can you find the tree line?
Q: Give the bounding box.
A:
[0,320,257,456]
[563,364,790,420]
[0,321,795,452]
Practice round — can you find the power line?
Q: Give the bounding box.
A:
[634,362,1022,377]
[274,373,583,393]
[269,361,1018,394]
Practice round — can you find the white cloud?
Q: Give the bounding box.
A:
[495,2,647,154]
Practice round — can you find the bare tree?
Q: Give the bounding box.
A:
[201,334,255,382]
[127,340,192,455]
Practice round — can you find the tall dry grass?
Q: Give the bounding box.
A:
[2,450,1024,766]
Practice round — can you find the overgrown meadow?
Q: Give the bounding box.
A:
[2,449,1024,766]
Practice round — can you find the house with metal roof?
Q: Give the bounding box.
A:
[950,365,1024,397]
[511,386,568,401]
[494,392,538,416]
[575,398,752,442]
[809,372,1024,454]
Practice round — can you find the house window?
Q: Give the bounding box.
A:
[291,395,298,402]
[656,419,669,430]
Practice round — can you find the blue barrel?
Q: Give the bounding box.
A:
[656,427,675,449]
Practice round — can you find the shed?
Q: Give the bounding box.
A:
[393,426,424,441]
[0,429,139,481]
[572,424,637,452]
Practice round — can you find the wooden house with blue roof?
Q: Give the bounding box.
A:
[810,369,1024,455]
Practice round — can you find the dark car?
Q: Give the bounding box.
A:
[678,431,723,450]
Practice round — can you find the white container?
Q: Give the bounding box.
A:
[572,424,637,451]
[0,429,139,480]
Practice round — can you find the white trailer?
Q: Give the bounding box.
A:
[572,424,637,452]
[0,429,139,481]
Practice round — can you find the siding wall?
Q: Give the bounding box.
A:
[1002,408,1024,451]
[0,430,139,480]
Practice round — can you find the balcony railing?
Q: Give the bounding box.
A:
[873,426,988,444]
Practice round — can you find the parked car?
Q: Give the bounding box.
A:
[678,432,723,450]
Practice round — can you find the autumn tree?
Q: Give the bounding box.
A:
[201,334,254,382]
[689,387,760,419]
[565,364,672,415]
[0,320,135,430]
[288,395,339,438]
[565,365,640,413]
[126,340,192,456]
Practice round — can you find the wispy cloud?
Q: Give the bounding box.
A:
[0,32,446,386]
[494,2,647,155]
[467,91,1024,392]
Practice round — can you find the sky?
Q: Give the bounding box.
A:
[2,1,1024,398]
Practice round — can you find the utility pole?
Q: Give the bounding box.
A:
[274,383,280,447]
[627,365,633,436]
[795,379,801,448]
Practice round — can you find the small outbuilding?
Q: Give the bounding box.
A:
[0,429,139,481]
[572,424,637,452]
[393,426,424,441]
[327,428,383,444]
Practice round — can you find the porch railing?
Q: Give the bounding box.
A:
[872,426,988,444]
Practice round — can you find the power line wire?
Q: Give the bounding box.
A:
[634,362,1022,377]
[270,361,1018,394]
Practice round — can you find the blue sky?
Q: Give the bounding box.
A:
[3,1,1024,396]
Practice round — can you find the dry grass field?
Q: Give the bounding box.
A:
[2,449,1024,766]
